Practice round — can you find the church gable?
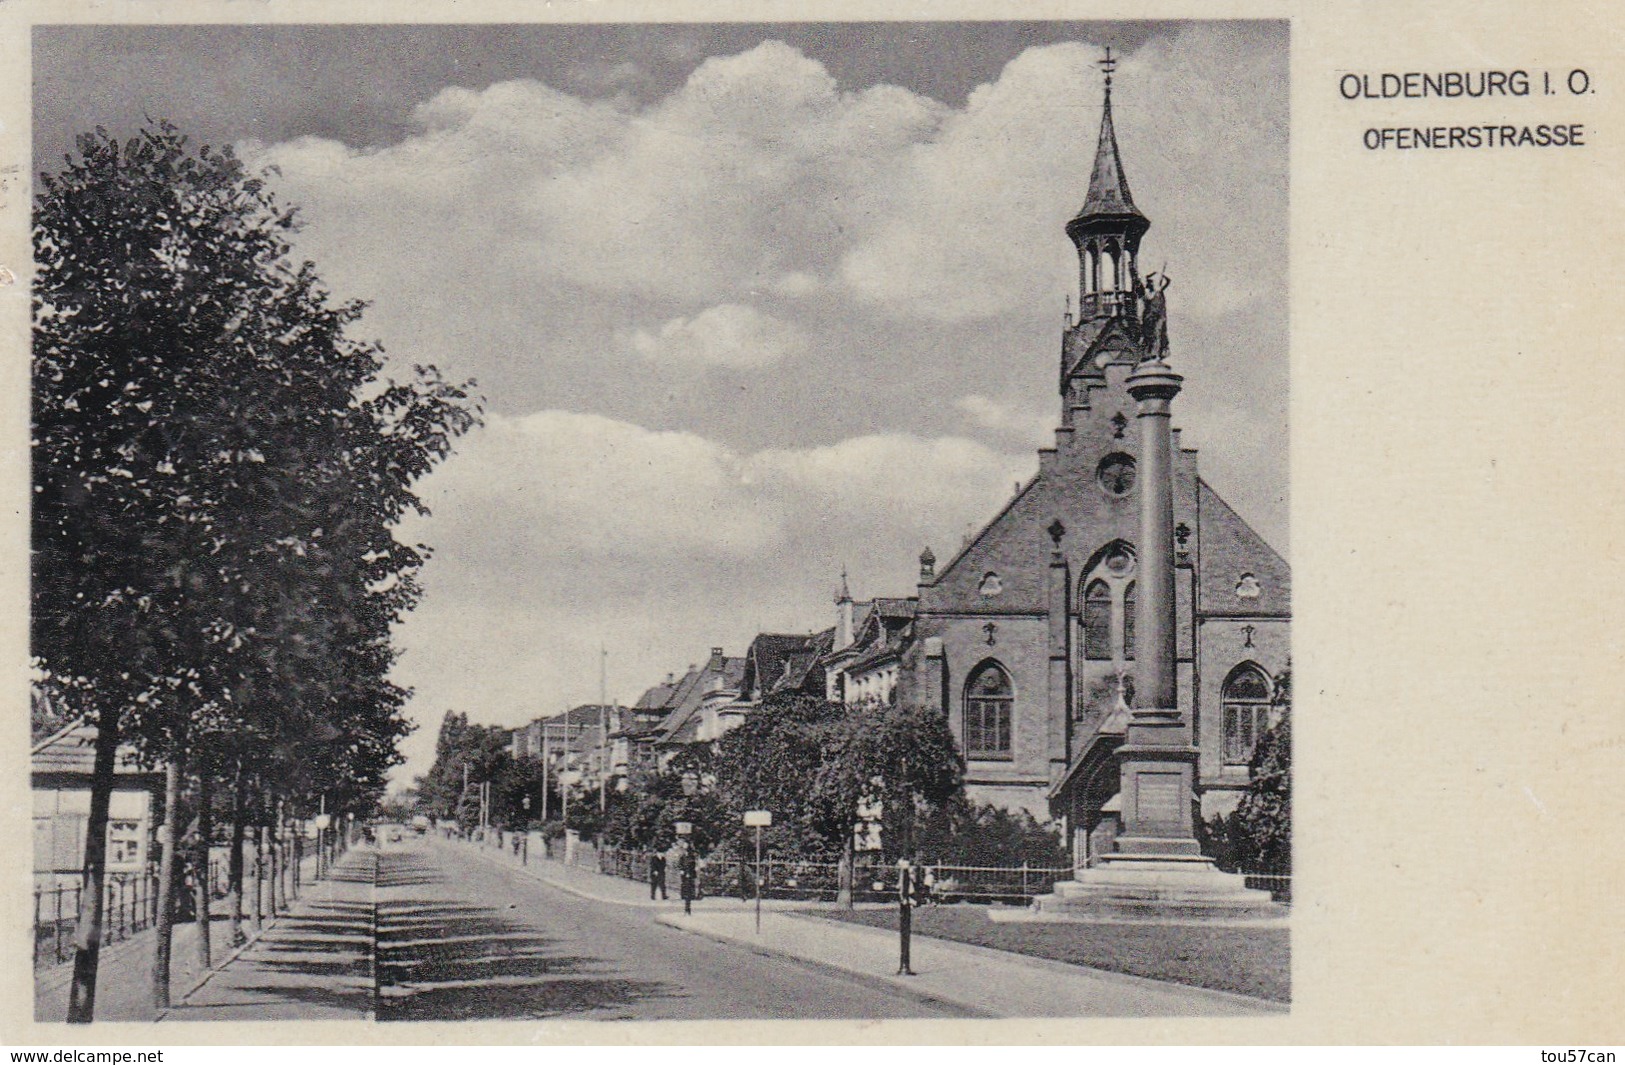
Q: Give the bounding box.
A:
[922,475,1052,614]
[1197,479,1290,617]
[1062,314,1143,393]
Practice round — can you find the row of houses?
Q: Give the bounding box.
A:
[503,572,916,797]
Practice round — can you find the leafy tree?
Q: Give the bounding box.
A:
[1232,667,1291,872]
[30,682,74,744]
[32,122,476,1020]
[712,694,964,905]
[1201,666,1291,873]
[914,797,1068,867]
[811,699,963,903]
[713,695,839,857]
[600,757,730,855]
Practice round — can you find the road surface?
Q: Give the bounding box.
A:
[172,835,967,1022]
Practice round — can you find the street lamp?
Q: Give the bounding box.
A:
[521,794,532,865]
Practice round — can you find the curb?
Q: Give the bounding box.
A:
[453,838,664,907]
[651,912,991,1019]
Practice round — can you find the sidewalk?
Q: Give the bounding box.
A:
[34,853,322,1023]
[161,849,375,1022]
[656,908,1287,1018]
[451,836,1284,1018]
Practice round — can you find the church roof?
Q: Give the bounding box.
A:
[1068,87,1149,235]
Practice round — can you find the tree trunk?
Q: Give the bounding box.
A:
[251,815,264,932]
[228,773,245,947]
[274,803,288,912]
[292,824,302,898]
[836,830,855,909]
[267,797,282,915]
[193,770,212,969]
[151,753,183,1011]
[66,711,121,1023]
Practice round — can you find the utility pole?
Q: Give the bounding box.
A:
[599,646,609,812]
[541,723,550,822]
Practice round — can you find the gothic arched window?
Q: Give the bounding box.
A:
[1083,581,1112,660]
[1123,581,1137,661]
[1222,663,1273,765]
[964,662,1014,761]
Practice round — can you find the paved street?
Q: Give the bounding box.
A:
[168,836,966,1022]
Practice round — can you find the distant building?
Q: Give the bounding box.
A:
[821,573,918,707]
[737,631,830,706]
[32,720,162,890]
[509,704,626,796]
[633,648,746,763]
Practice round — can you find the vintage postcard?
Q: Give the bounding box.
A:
[0,0,1620,1049]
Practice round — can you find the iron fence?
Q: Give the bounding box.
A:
[33,872,161,968]
[592,844,1289,905]
[594,847,1075,904]
[1242,871,1292,902]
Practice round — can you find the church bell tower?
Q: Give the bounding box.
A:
[1059,48,1155,424]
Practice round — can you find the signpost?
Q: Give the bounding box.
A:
[743,810,772,934]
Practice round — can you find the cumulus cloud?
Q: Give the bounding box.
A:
[389,411,1035,772]
[245,26,1283,347]
[627,303,808,369]
[954,394,1055,448]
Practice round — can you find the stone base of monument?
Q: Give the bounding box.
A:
[1033,855,1287,922]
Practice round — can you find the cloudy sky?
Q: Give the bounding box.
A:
[35,21,1288,785]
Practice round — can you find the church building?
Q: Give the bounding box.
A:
[900,62,1289,867]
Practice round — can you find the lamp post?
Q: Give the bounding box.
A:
[521,795,531,865]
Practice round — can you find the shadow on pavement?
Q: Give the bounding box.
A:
[373,850,668,1021]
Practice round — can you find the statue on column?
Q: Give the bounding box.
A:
[1138,271,1170,360]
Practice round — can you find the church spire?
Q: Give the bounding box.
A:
[1066,47,1150,322]
[1075,50,1144,223]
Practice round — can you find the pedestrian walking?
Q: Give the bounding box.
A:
[678,844,698,915]
[896,858,917,976]
[649,852,668,900]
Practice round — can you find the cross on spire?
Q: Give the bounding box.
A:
[1099,45,1117,96]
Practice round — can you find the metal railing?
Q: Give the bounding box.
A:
[1241,871,1292,902]
[593,847,1074,904]
[33,872,161,968]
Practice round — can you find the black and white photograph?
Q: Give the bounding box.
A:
[24,18,1293,1028]
[15,4,1621,1050]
